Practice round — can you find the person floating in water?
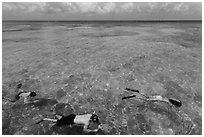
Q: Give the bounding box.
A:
[123,88,182,108]
[15,83,37,103]
[36,112,102,133]
[3,83,37,104]
[15,91,37,103]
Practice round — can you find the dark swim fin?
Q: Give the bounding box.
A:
[36,119,44,124]
[17,83,22,89]
[125,88,140,93]
[169,98,182,107]
[122,95,136,100]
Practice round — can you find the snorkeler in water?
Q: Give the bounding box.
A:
[36,112,102,133]
[15,83,38,103]
[3,83,37,104]
[17,91,37,103]
[123,88,182,108]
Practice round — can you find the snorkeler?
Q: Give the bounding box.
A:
[14,83,37,103]
[3,90,37,104]
[123,88,182,108]
[16,91,37,103]
[3,83,37,103]
[36,113,102,133]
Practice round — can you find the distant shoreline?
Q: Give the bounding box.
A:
[2,20,202,23]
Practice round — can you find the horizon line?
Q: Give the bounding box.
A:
[2,19,202,22]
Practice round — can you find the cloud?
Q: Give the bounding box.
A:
[103,3,116,13]
[2,2,134,14]
[1,2,198,14]
[121,2,134,11]
[73,3,118,14]
[2,2,202,20]
[75,2,98,13]
[74,2,134,14]
[3,3,18,11]
[172,3,190,14]
[3,2,45,12]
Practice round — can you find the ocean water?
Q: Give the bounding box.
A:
[2,20,202,32]
[2,21,202,135]
[2,21,201,45]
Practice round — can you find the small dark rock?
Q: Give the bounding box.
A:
[119,126,128,135]
[2,110,11,130]
[54,103,74,116]
[80,72,92,80]
[110,127,117,135]
[122,61,133,70]
[193,93,202,107]
[56,89,66,100]
[31,98,58,110]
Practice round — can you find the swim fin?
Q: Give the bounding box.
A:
[125,88,140,93]
[122,95,136,100]
[169,98,182,107]
[36,119,44,124]
[17,83,22,89]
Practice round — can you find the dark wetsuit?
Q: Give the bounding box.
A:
[57,114,76,127]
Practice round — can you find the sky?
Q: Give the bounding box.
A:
[2,2,202,20]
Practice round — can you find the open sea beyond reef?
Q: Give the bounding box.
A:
[2,21,202,135]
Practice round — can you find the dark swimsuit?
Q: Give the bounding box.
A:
[57,114,76,127]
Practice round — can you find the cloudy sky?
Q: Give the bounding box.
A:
[2,2,202,20]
